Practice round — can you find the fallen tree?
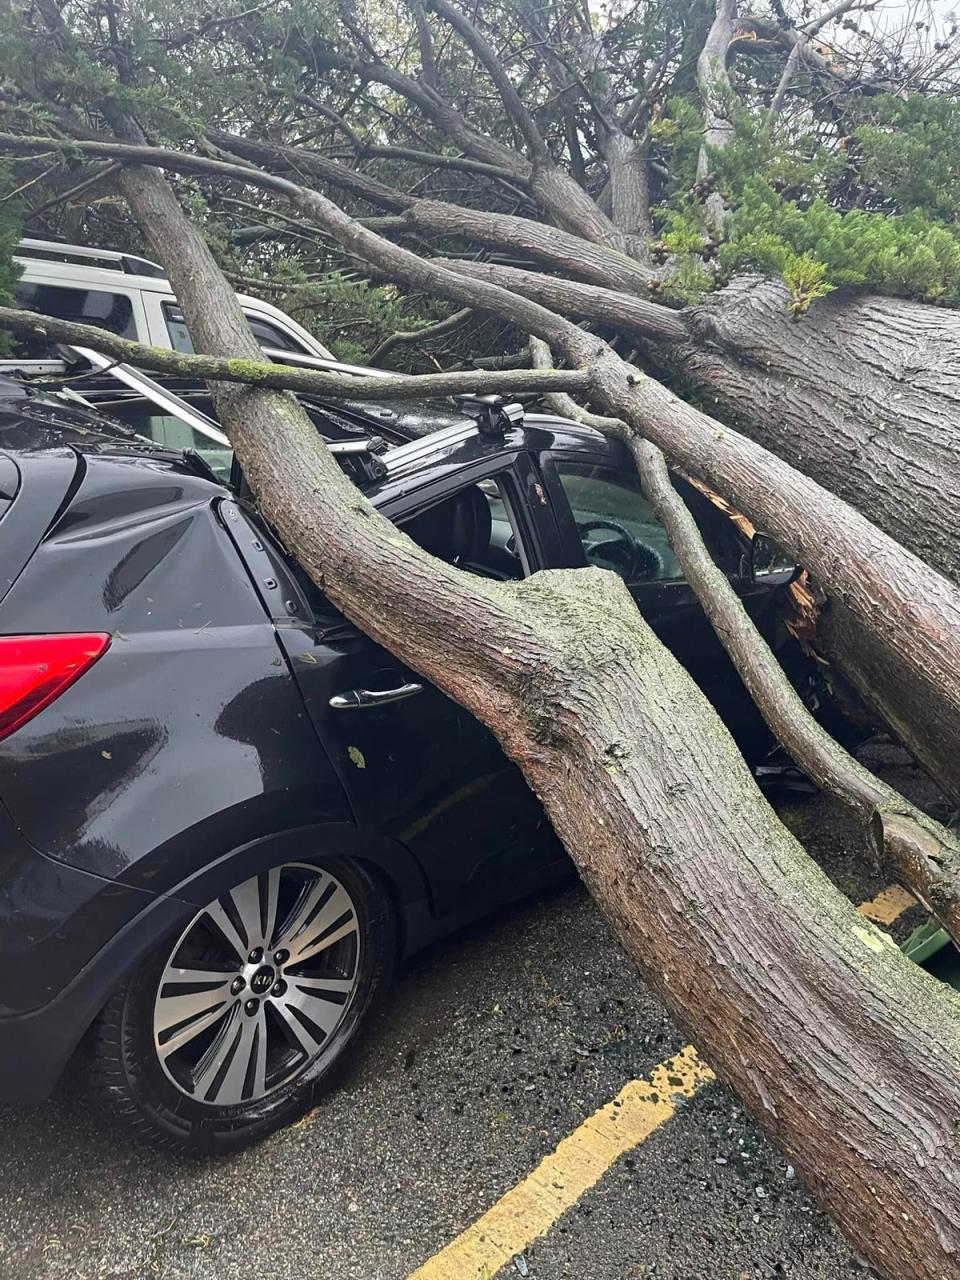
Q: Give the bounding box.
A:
[121,145,960,1280]
[8,127,960,809]
[6,2,960,1272]
[6,0,959,796]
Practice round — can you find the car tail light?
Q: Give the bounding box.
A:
[0,633,111,740]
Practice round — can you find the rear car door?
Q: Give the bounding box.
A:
[239,449,567,917]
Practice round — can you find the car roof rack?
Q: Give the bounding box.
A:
[15,238,168,279]
[454,393,524,435]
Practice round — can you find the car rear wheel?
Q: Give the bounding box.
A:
[88,857,393,1154]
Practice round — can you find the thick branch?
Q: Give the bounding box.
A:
[7,130,960,773]
[0,306,589,400]
[529,336,960,941]
[437,258,685,343]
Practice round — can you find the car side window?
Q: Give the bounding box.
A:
[553,459,682,584]
[245,316,305,353]
[400,477,528,581]
[163,303,308,356]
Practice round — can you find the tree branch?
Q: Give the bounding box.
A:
[357,143,526,185]
[427,0,551,161]
[367,307,473,365]
[0,306,590,400]
[437,258,683,343]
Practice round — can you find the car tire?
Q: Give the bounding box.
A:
[87,856,393,1155]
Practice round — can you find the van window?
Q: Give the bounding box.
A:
[102,398,234,483]
[163,303,307,355]
[15,282,136,339]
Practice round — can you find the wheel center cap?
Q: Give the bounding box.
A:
[250,964,276,995]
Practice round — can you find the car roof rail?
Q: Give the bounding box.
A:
[0,357,71,377]
[15,238,168,279]
[327,436,389,481]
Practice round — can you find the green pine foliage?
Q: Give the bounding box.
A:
[0,167,23,354]
[654,93,960,310]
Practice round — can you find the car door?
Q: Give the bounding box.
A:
[267,451,567,916]
[539,446,778,754]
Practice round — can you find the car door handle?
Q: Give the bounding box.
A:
[328,682,424,710]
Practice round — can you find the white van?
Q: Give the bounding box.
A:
[13,238,338,361]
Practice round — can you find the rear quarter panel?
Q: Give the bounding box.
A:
[0,452,352,892]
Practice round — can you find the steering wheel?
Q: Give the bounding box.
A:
[577,518,664,581]
[578,518,641,577]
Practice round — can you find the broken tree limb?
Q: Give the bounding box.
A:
[0,306,590,400]
[528,336,960,941]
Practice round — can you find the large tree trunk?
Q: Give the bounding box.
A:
[679,275,960,584]
[672,276,960,797]
[107,154,960,1280]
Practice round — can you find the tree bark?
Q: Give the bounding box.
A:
[9,129,960,801]
[679,276,960,585]
[116,153,960,1280]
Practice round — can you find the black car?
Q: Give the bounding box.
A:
[0,365,806,1153]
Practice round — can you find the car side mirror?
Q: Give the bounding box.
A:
[749,532,801,586]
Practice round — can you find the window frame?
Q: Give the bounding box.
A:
[379,452,555,579]
[159,300,314,357]
[14,278,143,342]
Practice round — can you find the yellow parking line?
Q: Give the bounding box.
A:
[406,1045,713,1280]
[408,885,917,1280]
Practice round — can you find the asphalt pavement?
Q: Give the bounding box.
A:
[0,752,944,1280]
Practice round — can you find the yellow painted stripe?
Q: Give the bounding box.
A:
[407,1045,714,1280]
[857,883,915,926]
[408,884,915,1280]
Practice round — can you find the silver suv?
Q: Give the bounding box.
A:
[14,238,337,360]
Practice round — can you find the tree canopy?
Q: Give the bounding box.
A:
[3,0,958,358]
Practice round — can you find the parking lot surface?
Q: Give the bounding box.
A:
[0,756,942,1280]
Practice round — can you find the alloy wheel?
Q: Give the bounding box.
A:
[153,862,362,1106]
